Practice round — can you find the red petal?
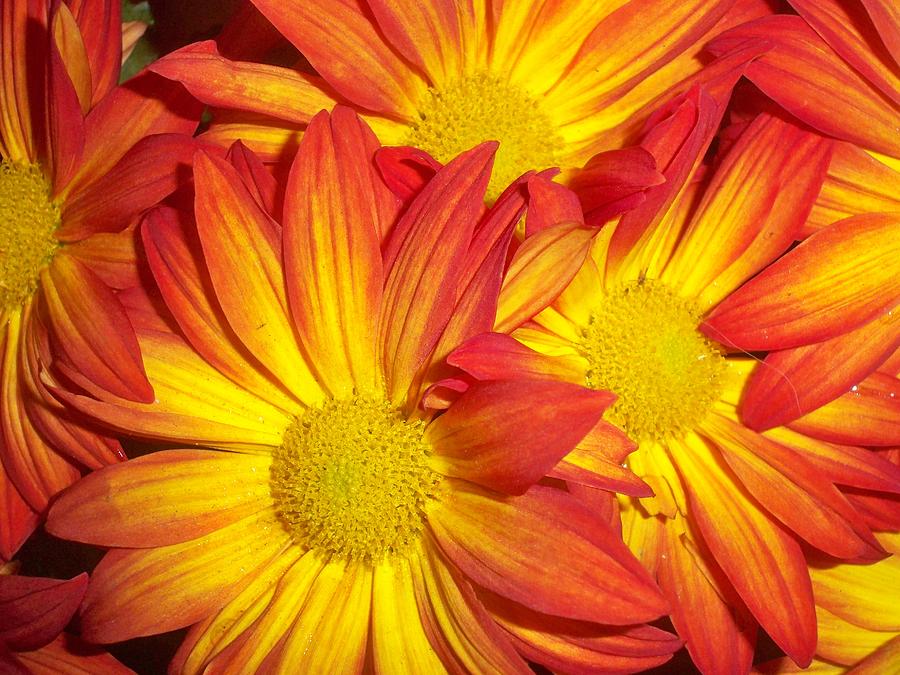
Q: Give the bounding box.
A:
[0,574,87,652]
[448,332,583,383]
[67,0,121,104]
[523,173,584,236]
[429,482,667,625]
[375,146,441,208]
[426,379,611,495]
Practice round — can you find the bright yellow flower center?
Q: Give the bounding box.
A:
[578,280,726,443]
[405,72,562,202]
[0,161,60,312]
[270,397,440,562]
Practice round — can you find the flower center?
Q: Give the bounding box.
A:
[578,280,726,443]
[0,161,60,312]
[405,72,562,202]
[270,397,440,562]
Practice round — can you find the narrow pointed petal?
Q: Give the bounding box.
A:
[0,574,87,652]
[707,16,900,158]
[380,143,494,404]
[47,450,271,548]
[58,133,200,242]
[429,482,667,625]
[150,41,340,125]
[658,525,756,675]
[426,379,611,495]
[46,17,86,192]
[410,540,531,674]
[789,372,900,446]
[703,213,900,350]
[79,510,290,643]
[226,141,278,216]
[41,253,152,402]
[705,414,881,559]
[483,589,681,674]
[284,108,388,397]
[193,151,321,405]
[0,0,46,160]
[664,114,831,305]
[67,0,121,104]
[495,222,594,333]
[250,0,426,116]
[740,311,900,430]
[671,435,816,665]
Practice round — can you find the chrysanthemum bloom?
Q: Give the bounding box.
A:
[447,105,900,674]
[0,0,200,558]
[145,0,774,207]
[46,108,677,673]
[0,568,132,673]
[701,3,900,431]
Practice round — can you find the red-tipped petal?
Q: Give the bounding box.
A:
[67,0,121,104]
[448,332,584,383]
[524,173,584,236]
[426,379,611,495]
[704,213,900,351]
[429,482,667,625]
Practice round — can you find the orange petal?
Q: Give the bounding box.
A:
[142,207,298,415]
[367,0,464,84]
[429,482,667,625]
[0,573,87,652]
[740,311,900,430]
[707,15,900,158]
[250,0,425,116]
[703,213,900,350]
[58,133,200,242]
[670,434,816,665]
[704,414,881,559]
[789,371,900,447]
[284,108,388,397]
[481,587,680,674]
[47,450,272,548]
[426,379,611,495]
[50,327,292,449]
[192,150,322,405]
[150,41,340,125]
[663,113,832,306]
[410,539,531,674]
[14,633,133,675]
[41,253,152,402]
[225,141,278,216]
[380,143,494,404]
[64,71,201,200]
[658,525,757,675]
[861,0,900,67]
[46,12,86,193]
[448,332,584,383]
[807,141,900,234]
[64,226,140,290]
[66,0,122,105]
[789,0,900,106]
[0,462,39,561]
[1,312,80,512]
[495,221,594,333]
[203,113,302,163]
[79,509,290,643]
[524,173,584,236]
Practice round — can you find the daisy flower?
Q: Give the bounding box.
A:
[447,103,900,673]
[0,0,199,558]
[146,0,774,205]
[46,107,675,673]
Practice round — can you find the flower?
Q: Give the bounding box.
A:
[46,107,676,673]
[447,100,900,673]
[0,0,200,558]
[146,0,772,208]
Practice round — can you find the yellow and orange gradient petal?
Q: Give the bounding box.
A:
[147,0,774,208]
[0,0,201,558]
[47,107,676,673]
[450,105,900,674]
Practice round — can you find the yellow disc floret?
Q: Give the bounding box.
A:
[0,161,60,312]
[405,72,562,202]
[578,280,726,443]
[270,396,440,562]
